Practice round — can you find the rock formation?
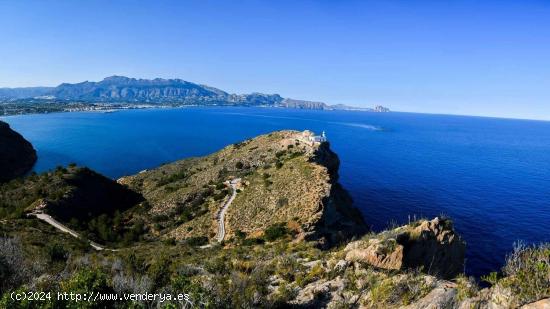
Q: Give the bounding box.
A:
[345,217,466,279]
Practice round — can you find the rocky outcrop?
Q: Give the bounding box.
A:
[344,217,465,279]
[345,238,405,270]
[289,277,347,307]
[0,120,37,182]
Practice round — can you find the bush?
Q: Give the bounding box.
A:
[46,242,68,262]
[277,197,288,208]
[264,223,289,242]
[245,238,265,246]
[235,230,246,239]
[499,242,550,305]
[59,269,114,308]
[157,171,187,186]
[163,238,176,246]
[186,236,208,247]
[0,238,28,294]
[148,254,172,287]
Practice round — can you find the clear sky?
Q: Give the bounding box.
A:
[1,0,549,120]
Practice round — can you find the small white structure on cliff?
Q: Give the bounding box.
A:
[300,130,327,145]
[310,131,327,143]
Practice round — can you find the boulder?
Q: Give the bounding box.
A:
[403,281,458,309]
[345,238,404,270]
[289,277,346,308]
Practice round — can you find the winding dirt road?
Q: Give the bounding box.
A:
[216,178,240,242]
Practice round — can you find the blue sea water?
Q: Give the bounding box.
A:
[2,107,550,278]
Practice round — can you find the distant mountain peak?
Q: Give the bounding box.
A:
[102,75,132,82]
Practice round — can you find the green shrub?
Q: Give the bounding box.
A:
[481,271,499,286]
[46,243,68,262]
[264,223,288,242]
[499,242,550,305]
[242,238,265,246]
[185,236,208,247]
[59,269,114,308]
[157,171,187,186]
[235,230,246,239]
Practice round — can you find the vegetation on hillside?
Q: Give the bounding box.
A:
[1,130,548,308]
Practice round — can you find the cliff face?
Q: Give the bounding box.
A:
[0,121,37,182]
[119,130,367,243]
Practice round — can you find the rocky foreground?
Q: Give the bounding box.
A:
[0,130,548,308]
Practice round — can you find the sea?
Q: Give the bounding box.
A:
[2,107,550,278]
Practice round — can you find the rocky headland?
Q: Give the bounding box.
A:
[0,120,37,182]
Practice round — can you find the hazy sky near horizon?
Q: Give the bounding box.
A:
[1,0,549,120]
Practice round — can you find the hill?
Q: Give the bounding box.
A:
[0,121,37,182]
[119,130,367,245]
[0,165,144,244]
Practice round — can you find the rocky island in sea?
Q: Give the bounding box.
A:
[0,128,548,308]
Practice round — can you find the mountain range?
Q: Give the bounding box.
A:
[0,76,388,111]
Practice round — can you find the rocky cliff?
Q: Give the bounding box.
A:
[0,121,37,182]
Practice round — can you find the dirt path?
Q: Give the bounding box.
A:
[30,212,108,251]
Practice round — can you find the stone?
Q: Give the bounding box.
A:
[345,238,404,270]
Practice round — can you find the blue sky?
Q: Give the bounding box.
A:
[1,0,549,120]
